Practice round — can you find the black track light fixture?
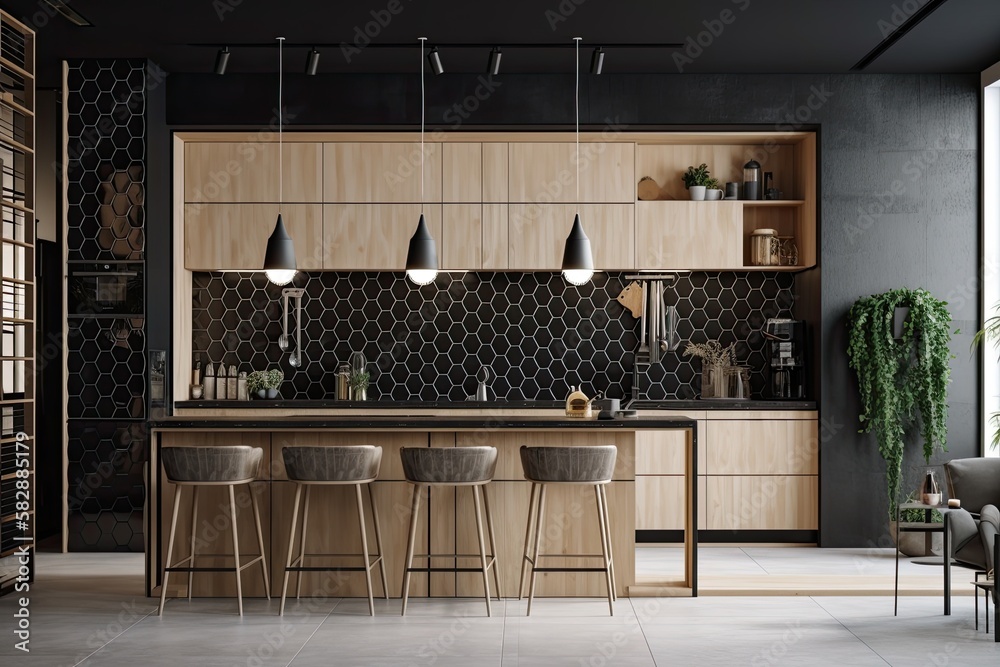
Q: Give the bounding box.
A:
[487,47,502,76]
[214,47,230,75]
[427,46,444,75]
[590,47,604,75]
[305,48,320,75]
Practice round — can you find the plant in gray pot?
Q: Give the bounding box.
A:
[681,163,713,201]
[248,369,284,399]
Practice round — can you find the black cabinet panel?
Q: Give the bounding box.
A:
[66,421,145,552]
[66,317,146,420]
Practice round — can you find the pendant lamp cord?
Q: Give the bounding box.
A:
[278,36,284,207]
[574,37,580,207]
[419,37,426,214]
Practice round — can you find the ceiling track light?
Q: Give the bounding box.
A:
[590,47,605,75]
[487,47,502,76]
[305,48,320,75]
[427,46,444,75]
[214,46,231,75]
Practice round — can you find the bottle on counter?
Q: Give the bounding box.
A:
[203,361,216,400]
[337,363,351,400]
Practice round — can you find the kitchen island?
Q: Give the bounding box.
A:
[147,415,698,601]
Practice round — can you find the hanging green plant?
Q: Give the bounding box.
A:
[847,288,954,519]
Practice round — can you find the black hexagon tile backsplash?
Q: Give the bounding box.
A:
[193,271,795,401]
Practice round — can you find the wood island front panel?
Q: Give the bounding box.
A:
[150,426,694,600]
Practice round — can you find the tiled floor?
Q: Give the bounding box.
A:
[0,550,997,666]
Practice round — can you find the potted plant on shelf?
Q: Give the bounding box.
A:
[681,163,713,201]
[349,370,370,401]
[248,369,284,399]
[847,288,954,523]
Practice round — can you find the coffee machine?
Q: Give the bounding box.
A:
[763,319,806,399]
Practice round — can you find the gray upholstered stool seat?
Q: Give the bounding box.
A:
[158,446,269,616]
[400,446,498,485]
[162,445,264,484]
[520,445,617,483]
[399,446,501,616]
[279,446,388,616]
[283,445,382,483]
[519,445,618,616]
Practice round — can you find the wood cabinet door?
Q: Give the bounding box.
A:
[636,201,742,270]
[508,204,634,270]
[705,419,819,475]
[482,143,509,202]
[184,142,323,203]
[442,143,482,202]
[482,204,509,270]
[442,204,482,270]
[323,204,443,270]
[507,142,635,203]
[184,203,323,271]
[323,143,442,203]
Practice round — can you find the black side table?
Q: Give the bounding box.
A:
[894,502,946,616]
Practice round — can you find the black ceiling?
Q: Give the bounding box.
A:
[11,0,1000,86]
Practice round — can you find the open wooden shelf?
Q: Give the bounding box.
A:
[741,200,805,207]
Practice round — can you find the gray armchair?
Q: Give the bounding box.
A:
[942,458,1000,616]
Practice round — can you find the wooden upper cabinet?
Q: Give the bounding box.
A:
[184,143,323,203]
[442,204,482,270]
[507,143,635,203]
[323,143,442,203]
[184,204,323,271]
[636,202,742,270]
[442,144,482,202]
[323,204,442,270]
[482,143,509,202]
[508,204,634,270]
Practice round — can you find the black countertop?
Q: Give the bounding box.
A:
[149,415,699,430]
[174,399,816,411]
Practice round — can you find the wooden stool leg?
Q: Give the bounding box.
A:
[280,484,303,616]
[400,484,422,616]
[158,485,183,616]
[600,485,617,601]
[472,485,492,617]
[187,486,199,601]
[296,486,311,599]
[368,483,389,599]
[228,485,244,616]
[595,485,615,616]
[249,482,270,600]
[526,484,547,616]
[355,484,376,616]
[519,482,538,600]
[482,484,503,601]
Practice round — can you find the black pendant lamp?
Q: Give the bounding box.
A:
[406,37,439,286]
[264,37,297,286]
[561,37,595,286]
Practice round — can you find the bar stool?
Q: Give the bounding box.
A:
[280,446,388,616]
[518,445,618,616]
[399,446,502,616]
[158,446,269,616]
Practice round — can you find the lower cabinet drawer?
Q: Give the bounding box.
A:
[704,476,818,530]
[635,476,706,531]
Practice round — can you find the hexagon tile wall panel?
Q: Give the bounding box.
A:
[193,271,795,401]
[65,60,147,552]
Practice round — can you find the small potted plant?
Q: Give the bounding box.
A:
[681,163,713,201]
[704,177,722,200]
[248,369,284,399]
[349,370,370,401]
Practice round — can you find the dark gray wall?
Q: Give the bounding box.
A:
[165,72,981,547]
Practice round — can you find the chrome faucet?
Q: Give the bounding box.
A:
[475,366,491,401]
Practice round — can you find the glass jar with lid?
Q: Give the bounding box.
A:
[750,228,779,266]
